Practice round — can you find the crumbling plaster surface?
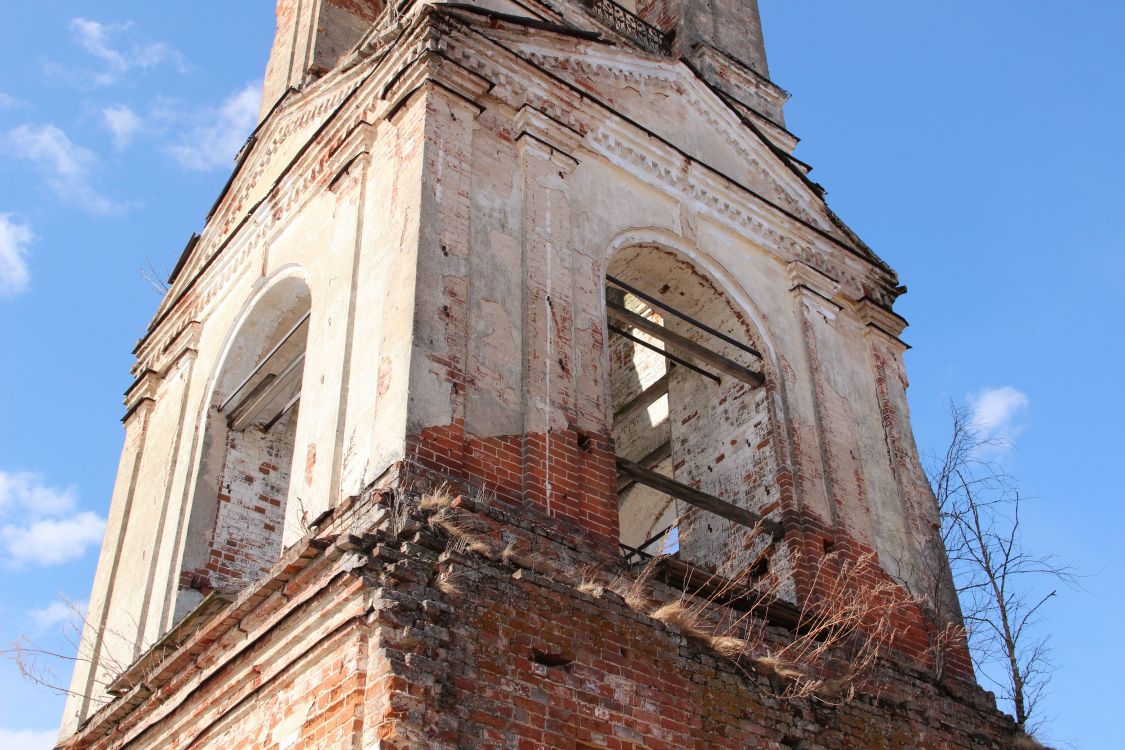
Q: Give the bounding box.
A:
[65,7,938,734]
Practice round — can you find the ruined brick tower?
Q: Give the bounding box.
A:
[59,2,1020,748]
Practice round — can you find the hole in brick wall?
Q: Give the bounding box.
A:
[823,538,836,556]
[576,432,593,452]
[749,553,770,580]
[531,649,574,668]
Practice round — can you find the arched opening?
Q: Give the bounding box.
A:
[607,246,778,577]
[176,276,311,619]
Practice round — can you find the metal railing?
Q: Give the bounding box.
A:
[582,0,674,56]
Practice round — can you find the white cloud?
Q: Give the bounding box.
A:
[166,82,261,172]
[3,124,128,215]
[1,513,106,567]
[30,598,88,632]
[0,93,27,110]
[0,471,76,517]
[0,728,59,750]
[968,386,1030,451]
[0,471,104,568]
[69,18,187,86]
[0,214,34,298]
[101,104,142,151]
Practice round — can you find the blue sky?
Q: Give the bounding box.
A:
[0,2,1120,748]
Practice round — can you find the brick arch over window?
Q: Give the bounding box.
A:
[606,244,784,578]
[176,274,312,619]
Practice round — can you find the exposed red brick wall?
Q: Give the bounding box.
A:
[62,496,1014,750]
[406,420,620,555]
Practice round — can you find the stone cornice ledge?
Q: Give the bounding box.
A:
[382,48,493,121]
[687,42,791,138]
[855,295,910,347]
[515,103,583,171]
[788,259,844,310]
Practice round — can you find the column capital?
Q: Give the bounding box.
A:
[788,260,842,312]
[514,105,583,173]
[854,296,910,347]
[382,49,492,123]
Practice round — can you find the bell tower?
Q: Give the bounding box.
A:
[261,0,386,116]
[59,3,1022,748]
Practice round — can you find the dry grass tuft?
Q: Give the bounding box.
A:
[578,580,605,596]
[608,576,650,610]
[467,538,493,556]
[1009,733,1049,750]
[709,635,748,659]
[500,543,551,574]
[751,655,808,684]
[419,485,454,512]
[650,600,712,641]
[573,564,606,597]
[434,572,463,597]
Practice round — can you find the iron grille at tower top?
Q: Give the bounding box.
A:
[581,0,675,56]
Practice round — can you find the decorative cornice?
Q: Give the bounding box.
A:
[687,42,789,128]
[122,369,162,422]
[788,260,843,311]
[441,30,885,289]
[514,104,583,171]
[133,14,902,376]
[511,43,826,231]
[382,49,493,121]
[855,296,910,345]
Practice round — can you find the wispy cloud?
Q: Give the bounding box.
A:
[0,93,27,111]
[101,104,142,151]
[29,598,88,633]
[0,471,104,568]
[3,124,129,215]
[0,214,34,298]
[0,728,59,750]
[166,82,261,172]
[968,386,1029,453]
[67,18,188,86]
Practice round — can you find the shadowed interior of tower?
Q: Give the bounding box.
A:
[174,277,312,621]
[607,246,776,579]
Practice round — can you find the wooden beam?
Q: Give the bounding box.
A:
[616,440,672,494]
[608,325,719,383]
[607,302,764,387]
[616,457,783,539]
[607,274,763,359]
[614,372,671,422]
[220,312,310,413]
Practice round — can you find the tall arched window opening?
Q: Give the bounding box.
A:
[176,277,311,619]
[607,247,778,577]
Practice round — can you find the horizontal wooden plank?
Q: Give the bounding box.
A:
[614,372,671,422]
[607,302,764,387]
[607,274,763,359]
[616,457,782,539]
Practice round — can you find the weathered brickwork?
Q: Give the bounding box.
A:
[59,495,1013,750]
[181,410,297,592]
[61,2,1020,747]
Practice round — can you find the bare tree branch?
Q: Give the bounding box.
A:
[925,402,1078,737]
